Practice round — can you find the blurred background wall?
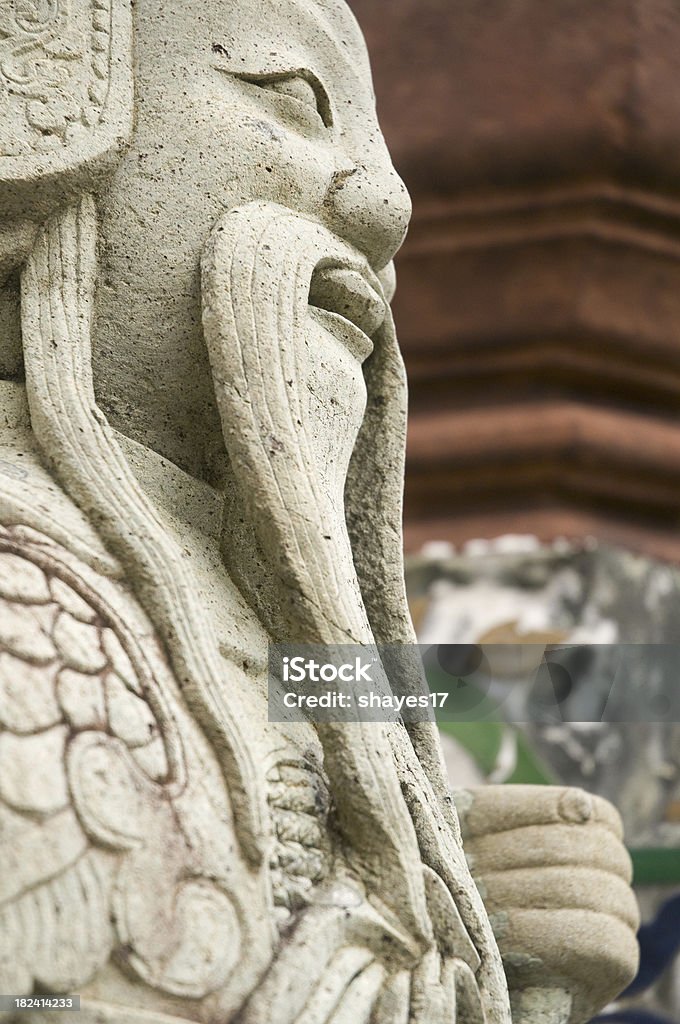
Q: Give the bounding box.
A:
[351,0,680,560]
[347,2,680,1016]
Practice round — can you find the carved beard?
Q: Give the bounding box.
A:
[202,201,441,950]
[201,207,513,1018]
[202,201,405,647]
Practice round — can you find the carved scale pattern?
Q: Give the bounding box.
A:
[0,522,172,996]
[266,757,332,927]
[0,523,247,1005]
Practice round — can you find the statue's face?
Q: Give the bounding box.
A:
[94,0,410,477]
[130,0,409,269]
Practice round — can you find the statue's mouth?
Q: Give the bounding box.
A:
[308,263,386,362]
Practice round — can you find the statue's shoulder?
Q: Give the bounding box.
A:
[0,506,277,1019]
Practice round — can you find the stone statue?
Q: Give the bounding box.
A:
[0,1,639,1022]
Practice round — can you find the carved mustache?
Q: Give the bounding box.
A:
[309,263,386,360]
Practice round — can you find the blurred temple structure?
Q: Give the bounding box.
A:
[352,0,680,562]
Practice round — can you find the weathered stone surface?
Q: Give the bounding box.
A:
[0,1,638,1021]
[456,786,639,1024]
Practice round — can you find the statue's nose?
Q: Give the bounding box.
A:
[324,161,412,272]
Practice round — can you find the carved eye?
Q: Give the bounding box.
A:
[235,72,333,133]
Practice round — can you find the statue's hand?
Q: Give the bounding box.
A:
[455,785,640,1024]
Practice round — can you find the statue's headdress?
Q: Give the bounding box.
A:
[0,0,133,219]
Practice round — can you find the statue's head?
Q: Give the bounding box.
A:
[2,0,415,648]
[89,0,411,481]
[1,0,408,340]
[117,0,410,268]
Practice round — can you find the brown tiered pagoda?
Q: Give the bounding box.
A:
[351,0,680,561]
